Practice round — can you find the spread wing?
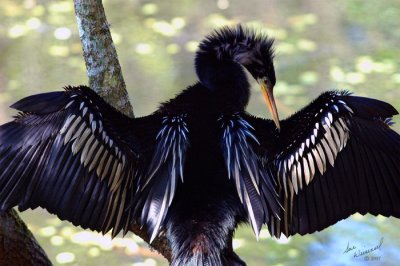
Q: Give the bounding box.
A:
[133,114,189,242]
[0,86,189,239]
[219,113,281,237]
[246,91,400,238]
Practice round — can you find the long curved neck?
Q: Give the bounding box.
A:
[194,45,250,111]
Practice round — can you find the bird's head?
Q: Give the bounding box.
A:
[196,25,280,129]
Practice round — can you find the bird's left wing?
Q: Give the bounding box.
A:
[246,91,400,238]
[133,114,189,242]
[0,86,147,236]
[0,86,189,239]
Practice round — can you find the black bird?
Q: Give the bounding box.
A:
[0,25,400,265]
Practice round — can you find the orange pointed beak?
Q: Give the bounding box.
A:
[258,78,280,130]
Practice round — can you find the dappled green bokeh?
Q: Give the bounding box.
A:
[1,0,400,265]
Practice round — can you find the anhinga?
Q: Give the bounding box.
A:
[0,25,399,265]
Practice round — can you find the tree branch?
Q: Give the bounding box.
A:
[73,0,134,118]
[73,0,172,262]
[0,210,52,265]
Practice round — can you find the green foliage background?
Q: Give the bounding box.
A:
[0,0,399,265]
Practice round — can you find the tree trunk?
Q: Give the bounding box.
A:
[0,210,52,266]
[73,0,134,118]
[73,0,172,262]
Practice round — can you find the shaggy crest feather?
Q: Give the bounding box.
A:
[197,25,275,62]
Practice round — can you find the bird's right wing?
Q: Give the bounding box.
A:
[219,113,281,237]
[0,86,189,239]
[226,91,400,239]
[265,91,400,237]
